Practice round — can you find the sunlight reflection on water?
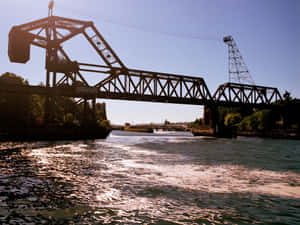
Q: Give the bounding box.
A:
[0,131,300,224]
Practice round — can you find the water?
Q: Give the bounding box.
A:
[0,131,299,224]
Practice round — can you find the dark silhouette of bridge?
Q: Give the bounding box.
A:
[6,16,282,105]
[4,13,283,135]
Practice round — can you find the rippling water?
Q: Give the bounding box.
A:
[0,131,300,224]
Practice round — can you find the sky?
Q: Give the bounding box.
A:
[0,0,299,124]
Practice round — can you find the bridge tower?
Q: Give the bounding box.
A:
[224,36,255,85]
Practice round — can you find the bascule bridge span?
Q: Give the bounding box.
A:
[4,14,283,134]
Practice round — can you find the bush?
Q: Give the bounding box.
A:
[0,73,31,127]
[257,109,273,131]
[238,109,273,131]
[99,120,111,128]
[238,114,258,131]
[64,113,74,126]
[224,113,242,127]
[188,118,203,128]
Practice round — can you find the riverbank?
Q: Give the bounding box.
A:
[124,126,153,133]
[238,129,300,140]
[0,126,111,141]
[191,127,300,139]
[112,122,189,133]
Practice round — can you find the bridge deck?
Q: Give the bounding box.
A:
[0,82,282,107]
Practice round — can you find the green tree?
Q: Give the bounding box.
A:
[238,109,274,131]
[257,110,273,131]
[238,114,258,131]
[283,91,292,102]
[0,72,110,129]
[0,72,30,127]
[99,120,110,128]
[164,120,170,125]
[29,94,44,126]
[188,118,203,128]
[224,113,242,127]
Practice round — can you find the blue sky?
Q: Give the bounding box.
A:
[0,0,299,124]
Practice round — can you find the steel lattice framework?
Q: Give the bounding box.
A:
[7,15,282,107]
[77,63,212,104]
[223,36,255,85]
[8,15,213,105]
[9,16,125,86]
[213,83,282,106]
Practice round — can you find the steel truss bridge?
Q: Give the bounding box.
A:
[5,15,282,108]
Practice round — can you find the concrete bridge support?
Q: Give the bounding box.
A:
[82,98,97,126]
[203,105,219,136]
[203,105,237,138]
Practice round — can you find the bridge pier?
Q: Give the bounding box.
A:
[203,105,219,136]
[82,98,97,127]
[203,105,237,138]
[44,70,55,125]
[44,97,51,125]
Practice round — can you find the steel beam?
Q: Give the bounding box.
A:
[213,82,282,105]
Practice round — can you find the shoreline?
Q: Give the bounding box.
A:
[192,128,300,140]
[238,130,300,140]
[0,126,111,141]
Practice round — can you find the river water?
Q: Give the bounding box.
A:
[0,130,299,224]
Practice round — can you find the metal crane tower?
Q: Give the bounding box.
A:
[224,36,255,85]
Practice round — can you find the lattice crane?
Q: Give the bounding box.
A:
[223,36,255,85]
